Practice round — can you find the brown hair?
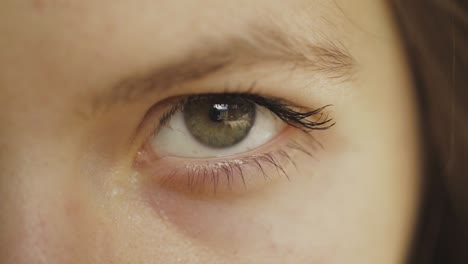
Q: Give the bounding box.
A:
[391,0,468,263]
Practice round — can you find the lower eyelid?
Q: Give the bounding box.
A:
[134,129,322,195]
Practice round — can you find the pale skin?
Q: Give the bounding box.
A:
[0,0,421,263]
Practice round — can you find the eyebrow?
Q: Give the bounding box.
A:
[93,26,355,111]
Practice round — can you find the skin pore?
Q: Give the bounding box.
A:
[0,0,421,263]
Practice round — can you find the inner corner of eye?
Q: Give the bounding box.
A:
[147,94,288,159]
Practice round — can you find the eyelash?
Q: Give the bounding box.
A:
[137,92,333,194]
[156,140,319,194]
[159,93,335,131]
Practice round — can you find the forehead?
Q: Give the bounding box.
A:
[0,0,378,113]
[34,1,340,46]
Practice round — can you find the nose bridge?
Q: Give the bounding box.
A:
[0,142,93,264]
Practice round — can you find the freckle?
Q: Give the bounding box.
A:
[64,199,82,218]
[104,22,117,34]
[32,0,47,11]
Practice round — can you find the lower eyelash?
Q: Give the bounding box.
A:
[141,136,321,195]
[172,152,292,194]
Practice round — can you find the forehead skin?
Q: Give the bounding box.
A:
[1,0,345,103]
[0,0,420,264]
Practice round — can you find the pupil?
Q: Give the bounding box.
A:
[209,104,227,122]
[184,96,256,148]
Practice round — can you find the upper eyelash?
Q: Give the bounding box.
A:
[158,93,334,132]
[237,94,335,131]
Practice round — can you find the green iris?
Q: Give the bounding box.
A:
[184,95,256,148]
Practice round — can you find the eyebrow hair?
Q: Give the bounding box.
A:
[92,26,355,111]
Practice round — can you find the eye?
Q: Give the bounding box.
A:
[135,92,334,194]
[152,95,286,158]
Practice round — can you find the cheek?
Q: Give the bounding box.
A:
[136,150,339,263]
[147,189,269,246]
